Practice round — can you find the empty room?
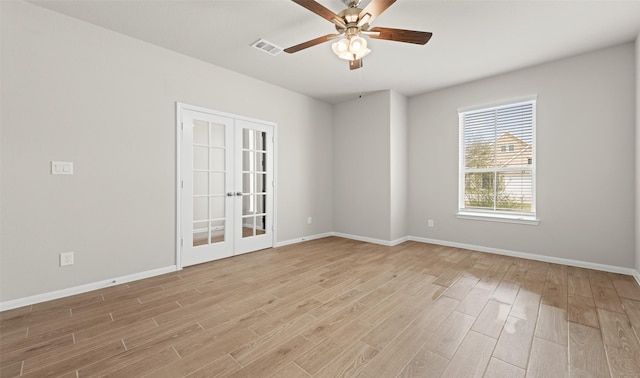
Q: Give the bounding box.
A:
[2,0,640,377]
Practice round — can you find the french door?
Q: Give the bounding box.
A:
[179,104,274,267]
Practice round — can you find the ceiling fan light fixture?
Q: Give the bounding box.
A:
[354,47,371,60]
[332,38,350,58]
[349,36,367,53]
[332,36,370,61]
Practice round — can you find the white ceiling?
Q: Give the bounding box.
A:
[28,0,640,104]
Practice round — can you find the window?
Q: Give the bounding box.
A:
[458,98,537,224]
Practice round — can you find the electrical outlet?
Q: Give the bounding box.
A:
[60,252,74,266]
[307,217,312,224]
[428,219,434,228]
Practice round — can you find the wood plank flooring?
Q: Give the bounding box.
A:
[2,237,640,377]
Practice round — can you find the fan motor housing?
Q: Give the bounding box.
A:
[339,7,361,23]
[335,7,363,35]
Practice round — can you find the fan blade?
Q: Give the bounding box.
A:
[349,59,363,70]
[358,0,396,24]
[369,27,432,45]
[291,0,340,23]
[284,34,339,53]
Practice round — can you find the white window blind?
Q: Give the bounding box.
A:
[459,99,536,219]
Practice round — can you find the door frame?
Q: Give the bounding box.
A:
[175,102,278,270]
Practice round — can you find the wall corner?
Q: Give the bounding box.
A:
[636,32,640,275]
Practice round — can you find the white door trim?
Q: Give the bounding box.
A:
[175,102,277,270]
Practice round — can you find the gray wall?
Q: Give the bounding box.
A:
[333,91,391,241]
[390,91,409,241]
[409,43,636,268]
[636,33,640,274]
[333,90,408,243]
[0,1,334,302]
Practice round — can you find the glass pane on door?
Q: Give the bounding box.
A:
[193,121,208,145]
[193,146,208,170]
[242,216,255,238]
[256,173,266,194]
[254,194,266,214]
[210,220,225,244]
[193,221,208,247]
[211,123,225,148]
[193,172,208,195]
[210,148,225,171]
[255,152,266,172]
[210,172,225,195]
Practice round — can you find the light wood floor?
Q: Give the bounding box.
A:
[2,237,640,377]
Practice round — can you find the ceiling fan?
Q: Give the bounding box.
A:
[284,0,432,70]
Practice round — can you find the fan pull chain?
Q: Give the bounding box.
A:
[358,68,363,99]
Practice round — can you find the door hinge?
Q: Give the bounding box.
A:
[181,180,184,189]
[180,238,183,247]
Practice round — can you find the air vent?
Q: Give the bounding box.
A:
[251,39,283,56]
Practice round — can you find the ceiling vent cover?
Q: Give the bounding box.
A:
[251,39,283,56]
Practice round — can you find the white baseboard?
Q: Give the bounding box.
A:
[0,265,177,312]
[275,232,335,248]
[276,232,408,248]
[389,236,410,246]
[409,236,640,278]
[333,232,408,247]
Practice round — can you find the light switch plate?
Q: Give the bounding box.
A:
[51,161,73,175]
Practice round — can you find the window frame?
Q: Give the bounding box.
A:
[457,96,539,225]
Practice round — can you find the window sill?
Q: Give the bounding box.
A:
[456,212,540,225]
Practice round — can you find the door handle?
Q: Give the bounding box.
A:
[236,192,243,197]
[227,192,234,197]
